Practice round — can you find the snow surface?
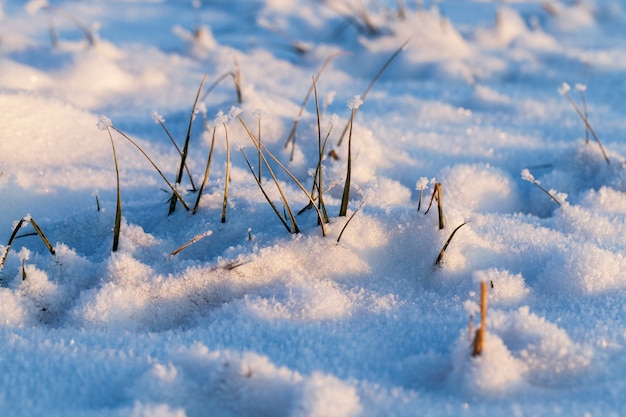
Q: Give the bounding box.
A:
[1,0,626,416]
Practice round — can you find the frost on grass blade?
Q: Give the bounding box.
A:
[97,115,112,131]
[347,95,363,110]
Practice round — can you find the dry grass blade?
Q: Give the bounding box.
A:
[337,38,410,146]
[284,51,349,158]
[339,107,355,217]
[109,125,189,211]
[336,200,365,243]
[155,116,196,191]
[170,231,212,256]
[1,217,56,272]
[221,123,231,223]
[434,222,467,267]
[472,281,488,356]
[233,57,243,103]
[193,124,217,214]
[521,169,562,207]
[27,218,56,256]
[169,74,207,214]
[241,148,293,233]
[1,219,26,270]
[563,90,610,164]
[424,183,444,230]
[313,76,330,224]
[105,126,123,251]
[42,4,95,48]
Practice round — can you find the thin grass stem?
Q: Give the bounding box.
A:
[434,222,467,267]
[170,231,212,256]
[193,124,217,214]
[221,123,231,223]
[169,74,207,214]
[106,126,123,251]
[109,125,189,211]
[337,38,410,146]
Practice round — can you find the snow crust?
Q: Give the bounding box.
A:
[1,0,626,416]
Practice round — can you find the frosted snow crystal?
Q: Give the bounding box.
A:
[97,115,112,131]
[152,112,165,124]
[213,110,227,126]
[520,168,536,183]
[347,95,363,110]
[415,176,430,190]
[558,82,571,95]
[228,106,242,120]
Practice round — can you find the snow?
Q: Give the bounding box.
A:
[1,0,626,416]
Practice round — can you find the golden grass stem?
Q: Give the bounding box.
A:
[424,183,444,230]
[472,281,488,357]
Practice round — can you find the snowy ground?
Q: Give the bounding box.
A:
[1,0,626,416]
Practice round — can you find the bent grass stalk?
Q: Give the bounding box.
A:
[199,63,243,103]
[169,74,207,214]
[434,222,467,267]
[109,125,189,211]
[424,183,444,230]
[336,200,365,243]
[105,125,123,252]
[40,4,95,48]
[1,217,56,271]
[337,38,410,146]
